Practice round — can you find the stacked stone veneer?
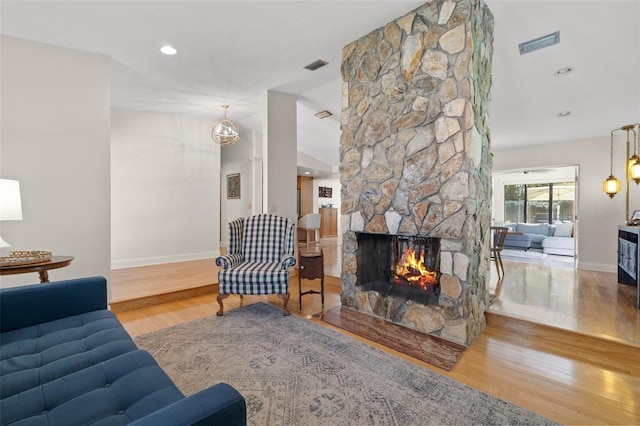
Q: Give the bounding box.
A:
[339,0,494,345]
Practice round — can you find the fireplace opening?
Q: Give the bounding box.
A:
[356,233,440,305]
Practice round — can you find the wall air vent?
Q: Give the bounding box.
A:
[315,110,332,119]
[304,59,328,71]
[519,31,560,55]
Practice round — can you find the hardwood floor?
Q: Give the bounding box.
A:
[489,259,640,345]
[112,239,640,425]
[110,258,218,303]
[109,238,342,311]
[110,259,218,312]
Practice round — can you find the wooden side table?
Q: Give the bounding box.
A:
[298,249,324,307]
[0,256,74,283]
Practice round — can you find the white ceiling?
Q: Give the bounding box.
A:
[2,1,639,174]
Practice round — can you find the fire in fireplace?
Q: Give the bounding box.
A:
[392,239,439,291]
[356,233,440,305]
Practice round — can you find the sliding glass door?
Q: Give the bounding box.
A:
[504,184,525,223]
[504,182,575,224]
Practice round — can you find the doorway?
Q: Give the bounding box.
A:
[492,165,578,268]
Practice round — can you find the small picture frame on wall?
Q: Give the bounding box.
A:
[319,186,332,198]
[227,173,241,199]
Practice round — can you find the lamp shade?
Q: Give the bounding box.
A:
[0,179,22,221]
[603,175,621,198]
[631,159,640,184]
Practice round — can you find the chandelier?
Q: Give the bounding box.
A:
[211,104,239,146]
[603,123,640,218]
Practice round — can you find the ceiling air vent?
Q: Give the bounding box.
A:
[304,59,328,71]
[315,110,332,119]
[519,31,560,55]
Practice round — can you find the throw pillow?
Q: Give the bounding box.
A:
[554,222,573,237]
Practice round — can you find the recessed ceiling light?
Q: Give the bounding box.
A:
[558,111,571,117]
[304,172,311,175]
[315,110,332,119]
[555,66,574,76]
[304,59,328,71]
[160,45,177,55]
[519,31,560,55]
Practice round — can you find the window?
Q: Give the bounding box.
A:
[526,183,550,223]
[504,184,525,223]
[504,181,575,224]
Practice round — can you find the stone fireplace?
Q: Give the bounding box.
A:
[339,0,494,345]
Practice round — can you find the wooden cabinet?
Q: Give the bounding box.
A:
[297,176,314,243]
[618,226,640,308]
[319,207,338,237]
[297,176,313,217]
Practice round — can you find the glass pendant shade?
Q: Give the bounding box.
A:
[603,175,621,198]
[630,157,640,184]
[211,105,239,146]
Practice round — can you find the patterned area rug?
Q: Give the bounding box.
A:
[135,303,557,426]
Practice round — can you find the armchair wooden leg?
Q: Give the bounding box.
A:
[278,292,291,316]
[216,293,230,316]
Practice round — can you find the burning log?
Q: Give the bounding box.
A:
[393,247,438,291]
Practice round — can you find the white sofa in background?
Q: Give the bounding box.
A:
[502,221,575,257]
[542,236,574,256]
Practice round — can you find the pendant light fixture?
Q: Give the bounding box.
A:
[603,123,640,222]
[211,104,239,146]
[628,125,640,184]
[603,131,621,198]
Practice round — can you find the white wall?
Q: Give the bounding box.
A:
[0,35,111,287]
[111,109,220,268]
[220,128,262,246]
[297,151,338,176]
[493,136,639,272]
[264,91,297,222]
[313,178,342,233]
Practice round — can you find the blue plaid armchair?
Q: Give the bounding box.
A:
[215,214,297,316]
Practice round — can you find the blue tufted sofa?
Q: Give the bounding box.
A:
[0,276,246,426]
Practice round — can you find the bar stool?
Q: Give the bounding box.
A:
[297,214,321,249]
[298,249,324,307]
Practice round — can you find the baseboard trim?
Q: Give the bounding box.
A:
[111,274,341,313]
[110,283,218,313]
[111,251,221,270]
[577,261,616,273]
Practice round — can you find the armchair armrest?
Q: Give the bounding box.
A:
[130,383,246,426]
[0,276,107,333]
[279,254,296,270]
[216,254,244,269]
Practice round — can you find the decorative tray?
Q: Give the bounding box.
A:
[0,251,52,267]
